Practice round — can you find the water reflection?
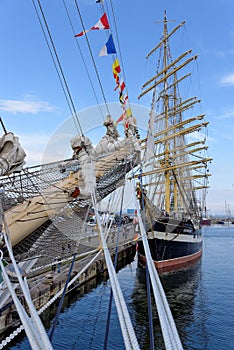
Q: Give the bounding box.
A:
[132,262,203,349]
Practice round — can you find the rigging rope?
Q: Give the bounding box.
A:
[32,0,84,135]
[74,0,111,117]
[62,0,105,121]
[131,182,184,350]
[138,171,155,350]
[0,253,46,350]
[91,191,140,350]
[49,253,77,341]
[104,174,126,350]
[0,249,102,349]
[107,0,130,106]
[1,215,54,350]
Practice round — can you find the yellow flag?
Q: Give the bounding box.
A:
[112,59,121,78]
[126,108,132,117]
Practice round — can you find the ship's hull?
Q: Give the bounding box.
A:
[137,224,202,273]
[201,218,211,225]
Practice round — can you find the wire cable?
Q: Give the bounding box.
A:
[74,0,111,117]
[32,0,84,135]
[91,191,140,350]
[62,0,106,121]
[104,173,126,350]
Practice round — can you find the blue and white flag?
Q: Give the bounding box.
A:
[99,34,116,56]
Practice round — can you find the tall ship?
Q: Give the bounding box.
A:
[136,11,212,273]
[0,4,212,349]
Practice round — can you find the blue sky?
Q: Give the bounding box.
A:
[0,0,233,215]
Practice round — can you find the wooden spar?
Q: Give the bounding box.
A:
[139,94,197,128]
[157,73,191,97]
[145,173,211,187]
[138,55,198,99]
[172,140,206,152]
[134,157,212,178]
[142,122,209,149]
[141,114,204,143]
[142,49,192,89]
[169,99,201,116]
[176,96,197,109]
[153,122,208,146]
[169,145,209,159]
[141,98,200,137]
[146,20,186,59]
[142,141,208,165]
[155,97,200,123]
[183,185,210,191]
[145,145,209,166]
[180,173,211,180]
[141,185,209,195]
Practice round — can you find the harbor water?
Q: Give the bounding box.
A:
[8,225,234,349]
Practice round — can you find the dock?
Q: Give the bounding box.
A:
[0,222,137,341]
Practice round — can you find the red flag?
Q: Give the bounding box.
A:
[75,13,110,37]
[119,80,125,91]
[116,112,125,124]
[114,75,120,86]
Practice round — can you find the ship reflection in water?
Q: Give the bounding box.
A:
[132,261,208,350]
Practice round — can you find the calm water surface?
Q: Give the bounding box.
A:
[8,225,234,349]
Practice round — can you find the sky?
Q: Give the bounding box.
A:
[0,0,234,215]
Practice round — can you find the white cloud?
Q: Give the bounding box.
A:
[19,133,51,166]
[0,97,56,114]
[216,109,234,120]
[220,73,234,86]
[18,131,74,166]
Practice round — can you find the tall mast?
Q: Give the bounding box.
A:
[137,10,212,218]
[163,10,170,214]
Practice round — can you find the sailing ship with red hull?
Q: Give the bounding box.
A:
[136,11,212,273]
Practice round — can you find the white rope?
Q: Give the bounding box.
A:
[0,252,47,350]
[91,192,140,350]
[30,248,98,274]
[38,249,102,313]
[131,182,184,350]
[0,249,102,349]
[2,218,54,350]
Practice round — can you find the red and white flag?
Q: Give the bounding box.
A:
[75,13,110,37]
[114,78,125,91]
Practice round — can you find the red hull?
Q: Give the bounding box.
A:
[201,220,211,226]
[138,248,202,274]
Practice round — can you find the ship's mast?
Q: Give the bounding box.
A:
[137,11,212,218]
[163,10,171,214]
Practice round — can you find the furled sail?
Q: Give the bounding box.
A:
[0,132,26,176]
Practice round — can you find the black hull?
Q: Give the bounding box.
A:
[137,227,202,273]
